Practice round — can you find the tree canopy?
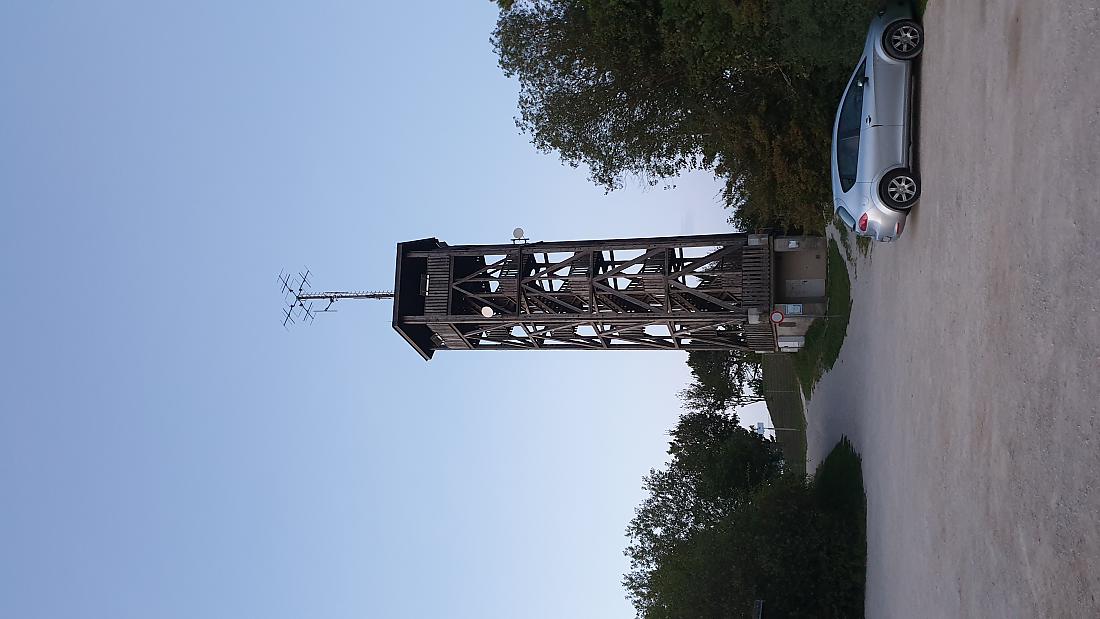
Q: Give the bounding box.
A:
[624,415,867,618]
[624,411,783,617]
[492,0,878,232]
[678,350,763,414]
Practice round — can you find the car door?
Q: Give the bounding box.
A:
[870,55,909,127]
[854,61,884,183]
[860,54,908,177]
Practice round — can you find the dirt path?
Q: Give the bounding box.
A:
[804,1,1100,616]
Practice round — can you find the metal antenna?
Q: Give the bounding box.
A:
[279,267,394,328]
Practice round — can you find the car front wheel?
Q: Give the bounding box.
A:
[883,19,924,60]
[879,168,921,210]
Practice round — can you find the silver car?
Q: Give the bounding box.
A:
[831,2,924,242]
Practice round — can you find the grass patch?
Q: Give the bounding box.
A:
[792,238,852,397]
[834,217,855,264]
[833,212,872,262]
[855,235,873,258]
[761,354,807,476]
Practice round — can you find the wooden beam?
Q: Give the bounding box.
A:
[593,282,656,313]
[604,333,676,349]
[406,313,747,326]
[453,255,510,285]
[522,283,586,314]
[670,244,744,277]
[596,248,664,279]
[406,233,748,257]
[525,321,588,338]
[671,320,743,337]
[669,281,744,312]
[453,288,514,316]
[522,252,585,284]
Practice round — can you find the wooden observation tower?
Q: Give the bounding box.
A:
[391,233,785,360]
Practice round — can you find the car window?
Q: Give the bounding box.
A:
[835,60,867,192]
[837,136,859,191]
[837,60,866,139]
[836,205,857,230]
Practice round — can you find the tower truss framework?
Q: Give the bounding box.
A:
[392,233,777,360]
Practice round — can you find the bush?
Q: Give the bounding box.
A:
[743,438,866,619]
[625,424,867,618]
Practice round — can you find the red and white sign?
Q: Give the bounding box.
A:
[769,310,785,324]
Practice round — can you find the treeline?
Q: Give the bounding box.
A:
[491,0,880,232]
[624,413,866,618]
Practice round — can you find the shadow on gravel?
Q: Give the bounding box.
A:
[746,436,868,617]
[809,436,868,617]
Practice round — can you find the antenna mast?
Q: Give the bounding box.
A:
[279,268,393,328]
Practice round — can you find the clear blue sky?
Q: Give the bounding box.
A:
[0,3,771,617]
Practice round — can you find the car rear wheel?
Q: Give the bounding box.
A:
[883,19,924,60]
[879,168,920,210]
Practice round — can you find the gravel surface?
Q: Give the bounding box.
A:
[804,1,1100,616]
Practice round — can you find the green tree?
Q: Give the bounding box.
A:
[624,428,867,619]
[493,0,708,191]
[491,0,878,232]
[678,350,763,414]
[624,411,782,618]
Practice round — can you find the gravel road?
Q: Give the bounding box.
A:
[804,1,1100,616]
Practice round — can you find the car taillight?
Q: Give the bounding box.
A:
[896,220,904,235]
[858,213,868,232]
